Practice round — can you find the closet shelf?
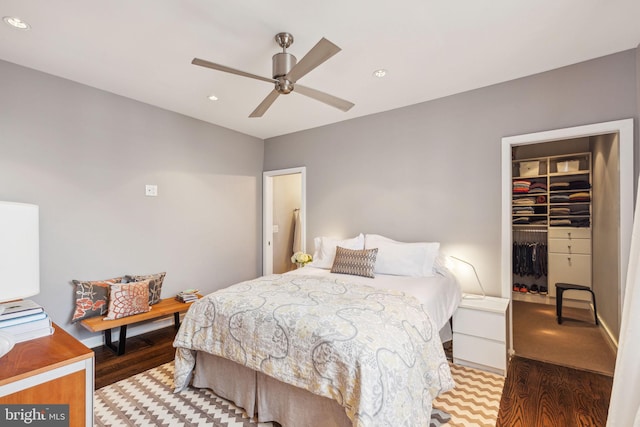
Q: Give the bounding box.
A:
[512,152,591,228]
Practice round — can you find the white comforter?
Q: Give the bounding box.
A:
[174,273,455,426]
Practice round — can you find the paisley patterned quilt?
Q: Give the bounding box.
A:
[173,274,454,426]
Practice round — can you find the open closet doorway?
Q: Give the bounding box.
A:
[501,119,634,375]
[263,167,307,275]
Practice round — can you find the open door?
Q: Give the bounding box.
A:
[263,167,306,275]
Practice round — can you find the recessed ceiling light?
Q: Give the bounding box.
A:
[372,69,387,78]
[3,16,31,30]
[208,94,218,101]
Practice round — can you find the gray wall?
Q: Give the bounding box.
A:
[264,49,639,297]
[0,60,264,340]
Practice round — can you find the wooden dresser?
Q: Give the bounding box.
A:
[0,323,94,427]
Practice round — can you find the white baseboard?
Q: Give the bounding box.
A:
[80,316,178,349]
[596,314,619,353]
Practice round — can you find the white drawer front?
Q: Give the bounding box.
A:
[453,307,505,342]
[548,227,591,240]
[548,253,592,297]
[453,333,506,371]
[548,238,591,255]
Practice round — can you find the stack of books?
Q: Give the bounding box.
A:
[175,289,200,303]
[0,300,54,343]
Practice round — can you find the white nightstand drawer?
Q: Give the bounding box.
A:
[453,333,506,372]
[453,306,506,342]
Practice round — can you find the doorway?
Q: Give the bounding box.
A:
[263,167,307,275]
[501,119,634,368]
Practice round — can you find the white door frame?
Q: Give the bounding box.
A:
[263,167,307,275]
[501,118,634,355]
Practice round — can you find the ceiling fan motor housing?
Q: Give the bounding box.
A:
[273,52,296,93]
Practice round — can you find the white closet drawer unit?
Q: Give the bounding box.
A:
[548,227,591,298]
[548,253,592,299]
[548,238,591,255]
[548,227,591,240]
[453,296,509,376]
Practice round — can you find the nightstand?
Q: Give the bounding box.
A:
[0,323,94,427]
[452,296,510,376]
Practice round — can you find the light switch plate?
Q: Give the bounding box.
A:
[145,185,158,196]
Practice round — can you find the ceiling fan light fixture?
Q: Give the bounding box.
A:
[3,16,30,30]
[373,69,387,78]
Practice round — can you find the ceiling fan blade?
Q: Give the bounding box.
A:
[286,38,341,83]
[249,90,281,118]
[192,58,276,84]
[295,85,354,112]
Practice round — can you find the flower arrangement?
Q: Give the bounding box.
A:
[291,252,313,267]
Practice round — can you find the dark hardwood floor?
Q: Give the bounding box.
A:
[94,325,177,389]
[94,328,613,425]
[496,356,613,427]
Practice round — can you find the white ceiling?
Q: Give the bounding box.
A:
[1,1,639,140]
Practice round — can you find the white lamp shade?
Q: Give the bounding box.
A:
[0,202,39,303]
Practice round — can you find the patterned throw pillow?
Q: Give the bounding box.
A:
[330,246,378,278]
[124,272,166,305]
[104,280,152,320]
[71,277,123,323]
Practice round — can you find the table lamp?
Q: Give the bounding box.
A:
[0,201,40,357]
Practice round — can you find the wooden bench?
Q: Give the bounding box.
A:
[80,297,198,356]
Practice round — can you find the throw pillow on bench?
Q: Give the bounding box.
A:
[71,272,166,323]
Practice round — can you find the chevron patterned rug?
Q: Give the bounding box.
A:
[94,361,504,426]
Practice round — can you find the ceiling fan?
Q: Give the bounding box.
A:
[192,32,355,118]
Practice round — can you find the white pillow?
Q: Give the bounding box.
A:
[310,233,365,269]
[364,234,440,277]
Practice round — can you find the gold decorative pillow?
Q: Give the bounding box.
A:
[104,280,151,320]
[330,246,378,278]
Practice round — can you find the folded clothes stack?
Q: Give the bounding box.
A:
[569,192,591,202]
[529,182,547,193]
[513,180,531,193]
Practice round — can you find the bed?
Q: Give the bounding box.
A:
[173,234,462,427]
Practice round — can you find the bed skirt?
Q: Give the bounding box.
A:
[193,351,352,427]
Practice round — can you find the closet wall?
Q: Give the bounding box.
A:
[512,134,620,342]
[592,133,620,339]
